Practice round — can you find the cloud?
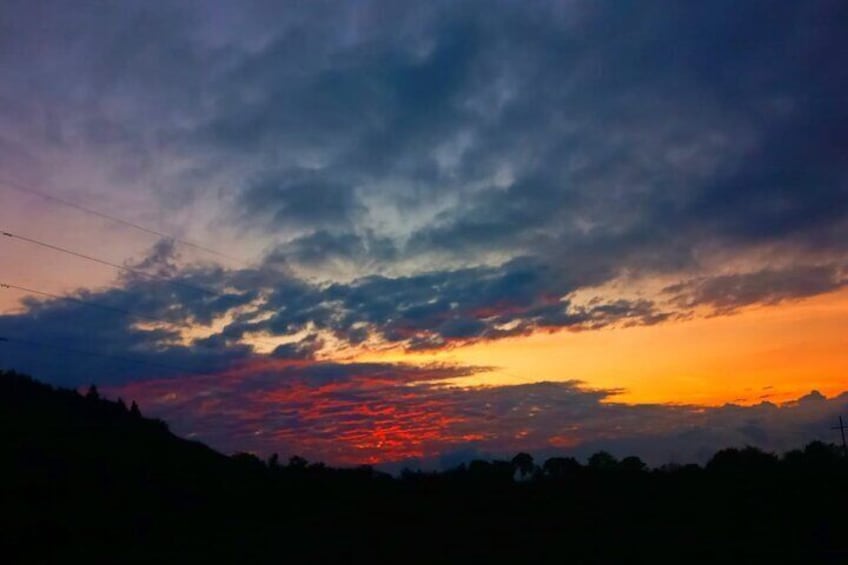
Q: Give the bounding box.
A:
[270,333,323,360]
[107,361,848,467]
[2,1,848,466]
[0,243,674,386]
[263,229,399,274]
[109,358,489,464]
[3,0,846,283]
[665,264,848,314]
[239,171,364,231]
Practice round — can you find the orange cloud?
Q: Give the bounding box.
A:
[353,287,848,406]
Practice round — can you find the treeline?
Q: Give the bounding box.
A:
[1,369,847,564]
[233,441,847,484]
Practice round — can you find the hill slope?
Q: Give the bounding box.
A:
[1,369,847,564]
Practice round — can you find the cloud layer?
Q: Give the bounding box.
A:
[2,1,847,465]
[109,360,848,468]
[3,1,847,278]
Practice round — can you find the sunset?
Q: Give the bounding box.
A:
[2,1,847,473]
[3,2,848,561]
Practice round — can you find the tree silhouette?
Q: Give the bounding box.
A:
[542,456,581,479]
[619,455,647,473]
[511,452,535,479]
[706,446,778,474]
[268,452,280,469]
[232,452,266,472]
[3,369,848,563]
[288,455,308,470]
[588,451,618,470]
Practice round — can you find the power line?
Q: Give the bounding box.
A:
[1,282,169,325]
[1,229,223,297]
[0,281,286,352]
[0,177,249,266]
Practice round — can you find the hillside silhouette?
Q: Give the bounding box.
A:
[1,369,847,564]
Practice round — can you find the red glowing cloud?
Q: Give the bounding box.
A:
[109,358,848,468]
[111,359,491,465]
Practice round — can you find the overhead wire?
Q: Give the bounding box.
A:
[0,281,287,353]
[1,281,174,325]
[0,179,296,365]
[1,229,225,297]
[0,177,248,266]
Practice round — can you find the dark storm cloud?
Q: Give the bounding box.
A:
[0,244,258,387]
[666,264,848,314]
[269,334,323,361]
[1,0,846,389]
[115,241,259,326]
[279,257,670,348]
[240,171,363,230]
[0,242,669,385]
[189,249,671,352]
[3,0,847,281]
[395,0,848,274]
[198,0,847,285]
[0,288,252,388]
[264,230,398,268]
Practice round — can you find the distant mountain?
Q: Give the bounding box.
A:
[1,369,847,564]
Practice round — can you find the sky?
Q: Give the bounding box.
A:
[1,0,847,468]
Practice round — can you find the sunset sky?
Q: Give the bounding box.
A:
[1,0,847,467]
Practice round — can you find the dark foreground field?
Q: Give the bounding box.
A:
[1,369,846,564]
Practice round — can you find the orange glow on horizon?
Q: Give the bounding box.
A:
[349,287,848,406]
[106,288,848,466]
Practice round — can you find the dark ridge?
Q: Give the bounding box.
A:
[1,369,847,564]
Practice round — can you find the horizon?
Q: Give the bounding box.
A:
[4,368,846,475]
